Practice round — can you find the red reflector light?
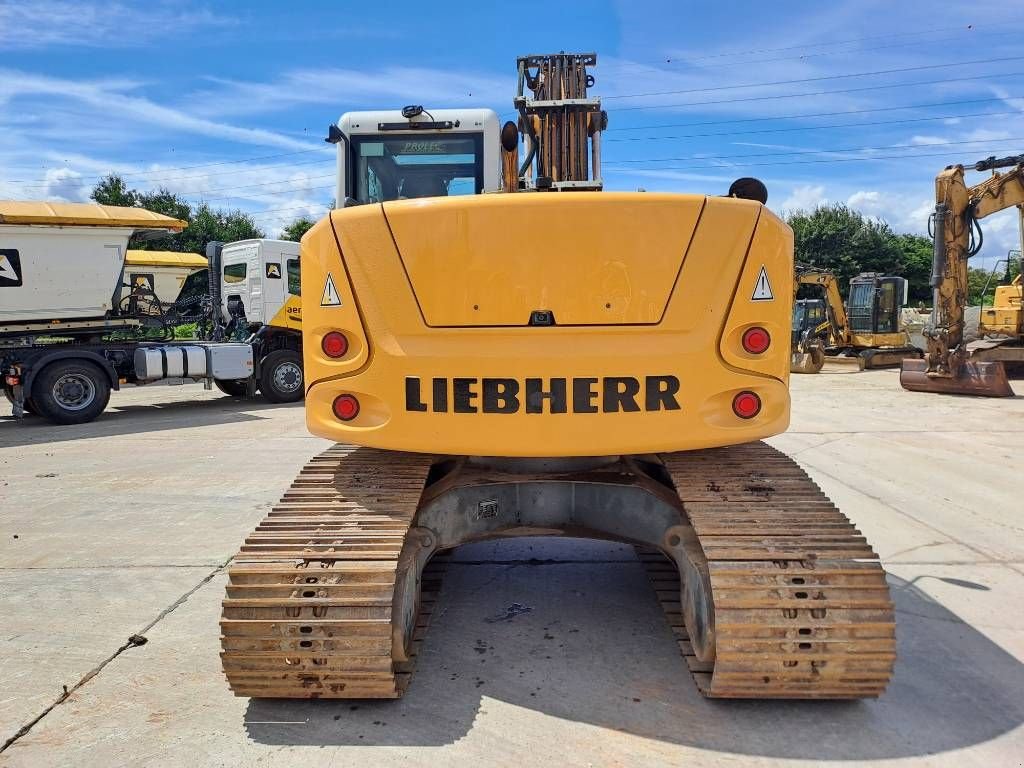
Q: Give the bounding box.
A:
[4,375,18,386]
[732,391,762,419]
[741,326,771,354]
[332,394,360,421]
[322,332,349,358]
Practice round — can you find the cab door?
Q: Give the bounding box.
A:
[874,277,903,334]
[259,248,287,324]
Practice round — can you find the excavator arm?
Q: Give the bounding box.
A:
[795,265,851,346]
[901,154,1024,396]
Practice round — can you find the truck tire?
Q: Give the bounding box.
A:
[31,360,111,425]
[259,349,304,403]
[215,379,252,398]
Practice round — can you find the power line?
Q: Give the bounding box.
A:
[11,158,333,192]
[627,23,987,66]
[195,133,1024,199]
[599,21,1024,77]
[603,55,1024,101]
[246,203,330,220]
[607,95,1018,132]
[604,145,1024,173]
[605,136,1024,164]
[649,32,1010,71]
[5,149,329,186]
[187,174,335,200]
[608,70,1024,111]
[606,109,1020,143]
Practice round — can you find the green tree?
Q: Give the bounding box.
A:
[967,267,993,305]
[90,174,138,207]
[88,175,265,255]
[968,256,1021,305]
[179,203,264,255]
[280,217,316,242]
[786,204,904,289]
[132,188,193,251]
[893,233,934,304]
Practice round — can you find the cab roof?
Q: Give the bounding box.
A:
[125,250,206,268]
[0,201,187,231]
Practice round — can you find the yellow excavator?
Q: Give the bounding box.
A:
[790,266,921,373]
[220,53,895,701]
[901,155,1024,396]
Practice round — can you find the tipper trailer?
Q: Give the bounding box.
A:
[1,202,303,424]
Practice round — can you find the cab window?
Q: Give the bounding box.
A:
[223,263,246,284]
[287,259,300,296]
[351,134,484,203]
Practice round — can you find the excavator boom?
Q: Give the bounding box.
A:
[900,155,1024,396]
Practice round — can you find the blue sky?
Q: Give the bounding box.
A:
[2,0,1023,267]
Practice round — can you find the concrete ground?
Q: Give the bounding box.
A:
[1,370,1022,767]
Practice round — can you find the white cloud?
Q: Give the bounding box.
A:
[0,1,234,49]
[989,84,1024,113]
[845,189,932,232]
[777,184,827,214]
[909,135,947,146]
[963,127,1014,143]
[189,66,510,119]
[42,168,88,201]
[0,69,318,151]
[847,190,881,209]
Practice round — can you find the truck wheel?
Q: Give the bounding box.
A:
[32,360,111,425]
[260,350,304,403]
[215,379,252,398]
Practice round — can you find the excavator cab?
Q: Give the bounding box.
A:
[847,273,906,339]
[326,109,500,205]
[790,299,827,373]
[791,298,827,346]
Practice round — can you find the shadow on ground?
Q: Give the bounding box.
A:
[243,542,1024,760]
[0,395,299,447]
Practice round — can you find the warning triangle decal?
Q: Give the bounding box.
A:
[751,265,774,302]
[321,273,342,306]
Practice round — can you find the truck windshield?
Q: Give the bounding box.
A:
[350,134,484,203]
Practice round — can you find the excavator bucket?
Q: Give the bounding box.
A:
[824,354,866,372]
[789,351,823,373]
[899,358,1015,397]
[786,354,819,374]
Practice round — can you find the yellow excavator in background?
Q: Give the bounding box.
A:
[901,155,1024,396]
[220,53,895,702]
[790,266,921,373]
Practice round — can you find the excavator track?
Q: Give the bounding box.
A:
[220,445,442,698]
[222,441,894,700]
[645,441,895,698]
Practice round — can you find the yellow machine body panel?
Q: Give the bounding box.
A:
[301,192,793,457]
[386,194,704,326]
[268,294,303,331]
[980,277,1022,336]
[850,331,913,349]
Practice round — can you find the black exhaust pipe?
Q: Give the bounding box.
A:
[206,241,225,342]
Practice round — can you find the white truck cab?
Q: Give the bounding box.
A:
[329,108,501,205]
[220,239,301,331]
